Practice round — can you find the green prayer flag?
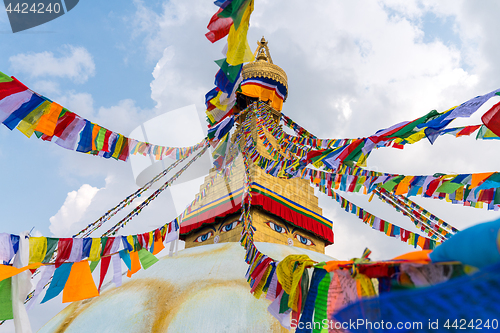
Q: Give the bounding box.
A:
[313,272,331,333]
[279,291,290,314]
[43,238,58,263]
[90,260,99,273]
[100,237,109,256]
[218,0,250,30]
[381,176,405,191]
[0,72,13,83]
[132,235,141,251]
[300,269,309,312]
[436,181,463,194]
[215,59,242,83]
[494,189,500,205]
[137,249,159,270]
[389,110,439,138]
[0,278,13,320]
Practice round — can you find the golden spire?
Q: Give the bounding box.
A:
[254,37,273,63]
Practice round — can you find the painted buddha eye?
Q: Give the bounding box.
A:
[266,221,286,234]
[194,231,213,243]
[221,221,239,232]
[295,234,314,246]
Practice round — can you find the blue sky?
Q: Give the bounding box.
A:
[2,0,500,330]
[0,1,160,236]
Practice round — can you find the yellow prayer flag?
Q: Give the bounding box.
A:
[355,274,376,297]
[455,186,464,201]
[405,129,426,144]
[276,255,315,312]
[210,91,228,112]
[62,261,99,303]
[17,101,52,138]
[111,135,124,159]
[148,231,154,248]
[29,237,47,265]
[226,0,255,66]
[88,238,101,262]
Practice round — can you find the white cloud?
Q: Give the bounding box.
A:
[9,45,95,83]
[49,184,101,237]
[120,0,500,261]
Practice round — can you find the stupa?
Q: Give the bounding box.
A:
[39,38,335,333]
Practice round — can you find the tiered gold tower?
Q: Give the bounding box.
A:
[180,38,333,253]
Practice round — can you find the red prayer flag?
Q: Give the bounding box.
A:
[481,101,500,136]
[53,112,77,138]
[0,77,29,100]
[55,238,73,268]
[118,138,130,161]
[102,237,114,256]
[205,8,233,43]
[456,125,481,137]
[98,256,111,291]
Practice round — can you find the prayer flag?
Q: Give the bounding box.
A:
[481,100,500,137]
[206,8,233,43]
[137,248,159,270]
[41,263,73,303]
[0,278,12,320]
[62,261,99,303]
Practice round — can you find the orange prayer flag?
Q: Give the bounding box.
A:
[126,251,141,278]
[471,172,495,188]
[91,124,101,151]
[34,102,63,136]
[324,260,353,272]
[391,250,432,264]
[152,239,164,255]
[62,261,99,303]
[417,236,426,250]
[0,263,42,282]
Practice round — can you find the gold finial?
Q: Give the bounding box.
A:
[242,37,288,101]
[254,36,273,64]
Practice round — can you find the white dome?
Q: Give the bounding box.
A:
[39,242,334,333]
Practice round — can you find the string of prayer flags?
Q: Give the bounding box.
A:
[445,89,500,120]
[250,105,500,211]
[374,189,452,241]
[204,0,255,126]
[327,189,439,250]
[0,72,206,163]
[102,143,209,236]
[74,141,205,238]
